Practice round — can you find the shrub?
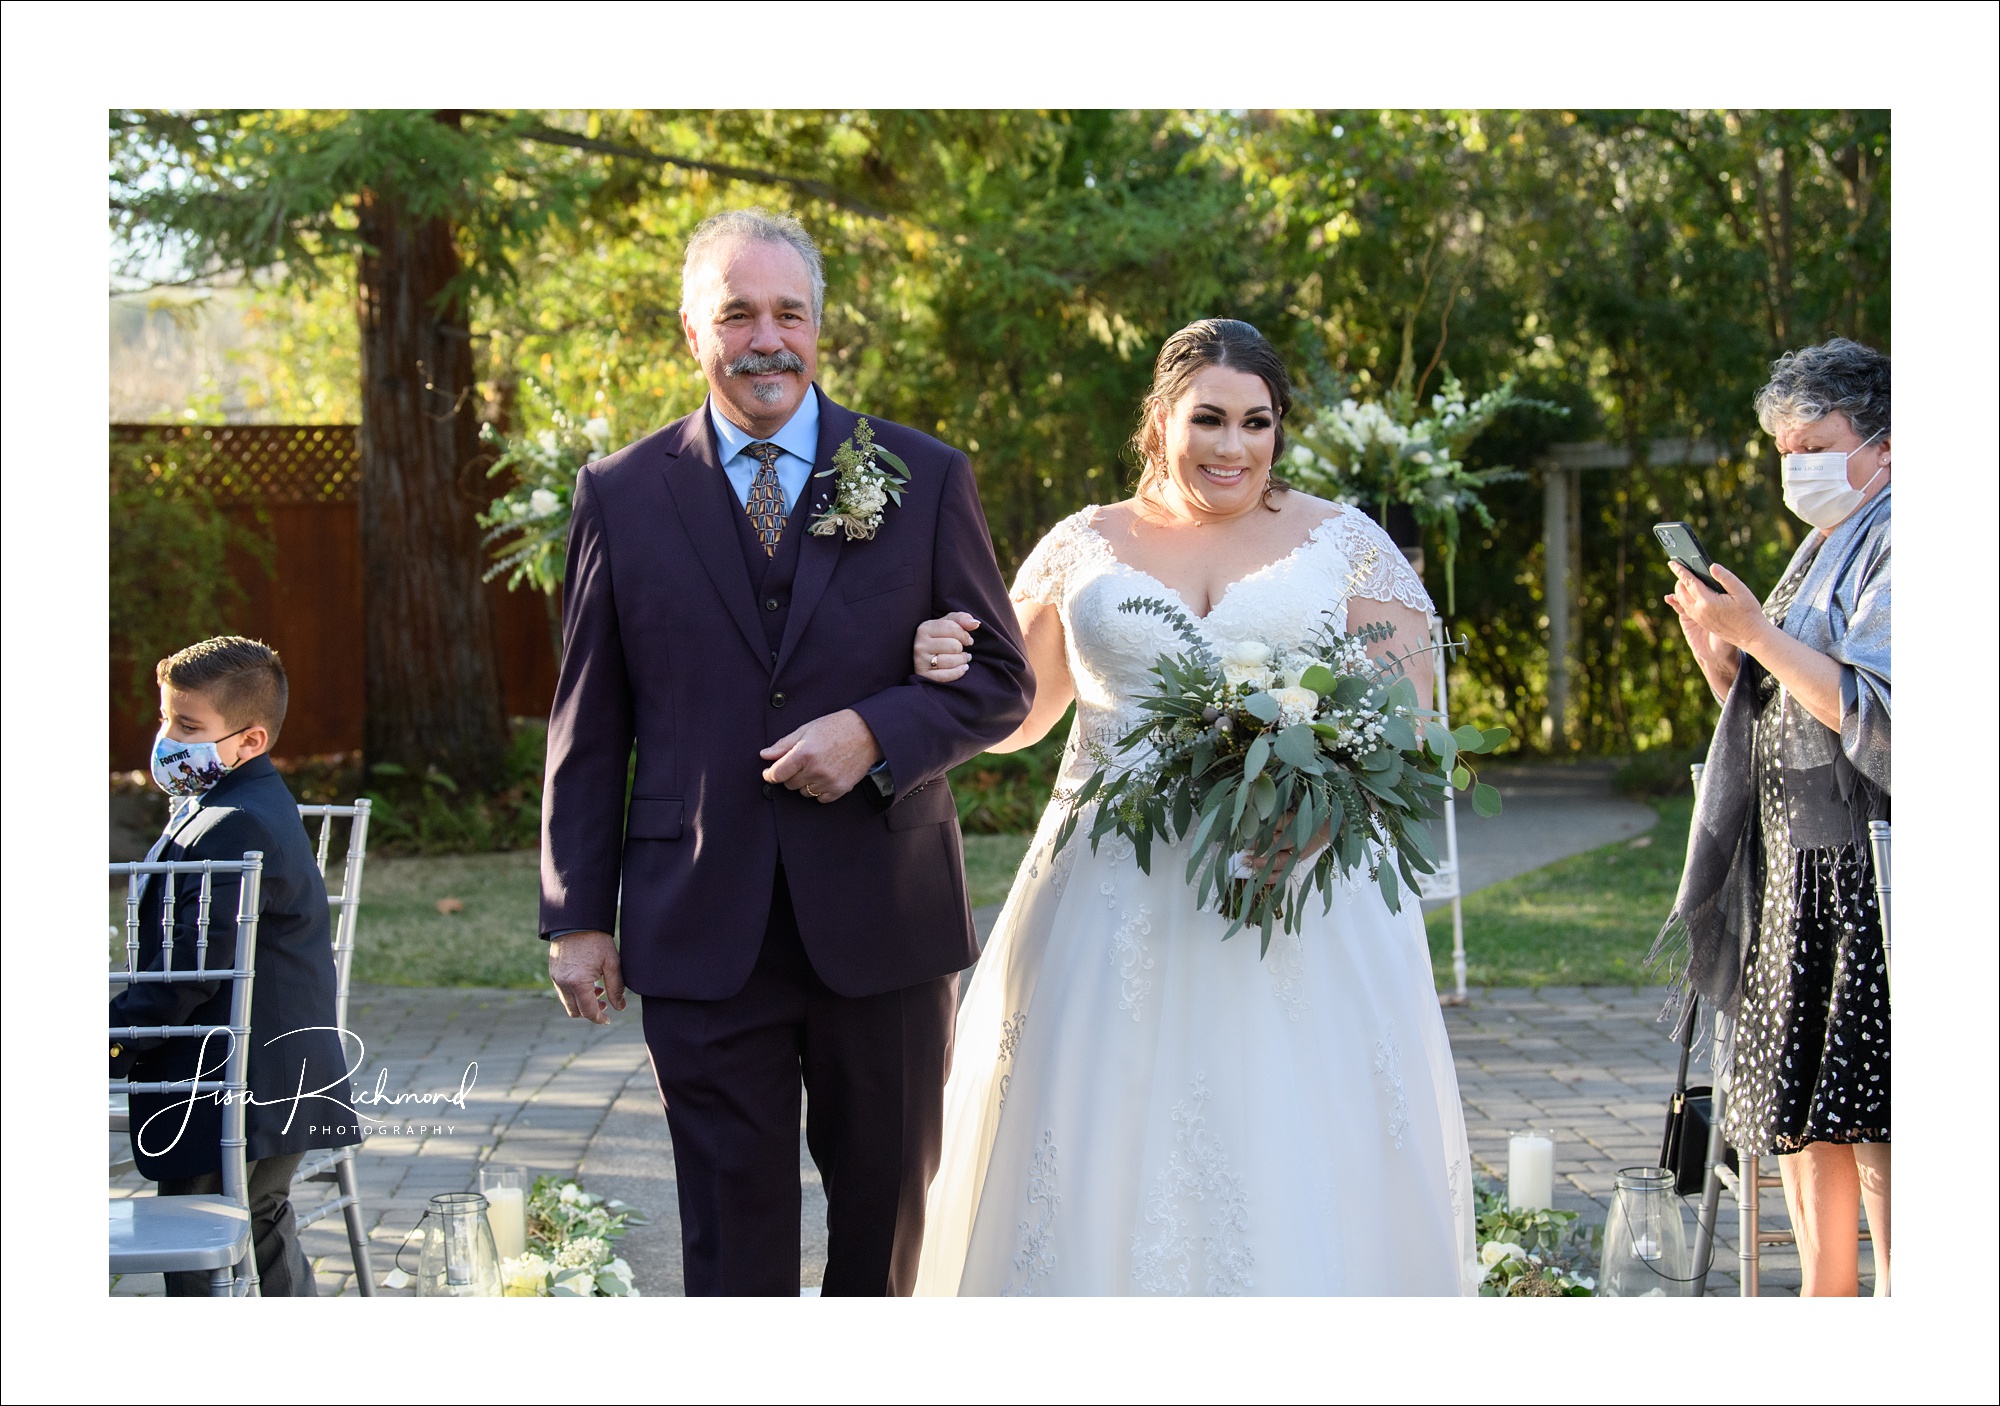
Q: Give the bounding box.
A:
[108,431,273,716]
[1612,746,1707,798]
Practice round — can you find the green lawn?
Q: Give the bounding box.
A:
[107,834,1039,990]
[1425,795,1693,989]
[110,812,1686,992]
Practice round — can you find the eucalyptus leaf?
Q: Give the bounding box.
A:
[1381,715,1417,751]
[1424,719,1456,759]
[1299,664,1337,694]
[1253,773,1278,818]
[1452,724,1484,750]
[1450,765,1472,789]
[1482,726,1511,750]
[1243,733,1272,781]
[1472,782,1503,817]
[1274,724,1319,769]
[1242,692,1280,724]
[1378,861,1402,913]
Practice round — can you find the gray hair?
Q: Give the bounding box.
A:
[680,208,825,326]
[1753,337,1891,442]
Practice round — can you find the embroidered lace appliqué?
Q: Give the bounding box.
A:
[1374,1021,1411,1150]
[1265,925,1307,1019]
[1002,1131,1060,1296]
[1009,508,1109,608]
[997,1011,1027,1110]
[1110,906,1155,1020]
[1321,510,1435,616]
[1130,1074,1254,1296]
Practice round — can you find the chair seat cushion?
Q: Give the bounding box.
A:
[109,1195,251,1273]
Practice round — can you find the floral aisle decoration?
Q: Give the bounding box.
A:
[1285,372,1561,614]
[498,1175,641,1297]
[477,390,613,597]
[1053,592,1507,954]
[1473,1180,1600,1297]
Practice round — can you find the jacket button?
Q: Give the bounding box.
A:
[765,597,780,612]
[771,692,787,708]
[763,782,775,798]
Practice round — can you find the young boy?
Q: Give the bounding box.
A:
[110,636,360,1295]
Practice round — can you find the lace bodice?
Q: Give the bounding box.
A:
[1011,505,1435,787]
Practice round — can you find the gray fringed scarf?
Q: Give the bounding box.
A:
[1651,488,1892,1019]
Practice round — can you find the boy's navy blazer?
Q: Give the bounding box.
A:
[111,755,361,1182]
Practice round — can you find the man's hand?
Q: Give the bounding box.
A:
[549,930,625,1024]
[759,708,883,804]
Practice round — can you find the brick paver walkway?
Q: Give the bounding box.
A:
[114,984,1860,1296]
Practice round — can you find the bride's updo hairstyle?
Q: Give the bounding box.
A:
[1130,318,1294,516]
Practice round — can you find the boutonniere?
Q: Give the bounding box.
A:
[810,417,909,541]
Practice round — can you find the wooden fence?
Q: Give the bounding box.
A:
[109,424,559,770]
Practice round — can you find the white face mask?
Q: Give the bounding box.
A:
[1781,427,1886,528]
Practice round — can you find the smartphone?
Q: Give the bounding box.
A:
[1652,521,1722,592]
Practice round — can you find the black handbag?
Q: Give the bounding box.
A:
[1659,999,1736,1195]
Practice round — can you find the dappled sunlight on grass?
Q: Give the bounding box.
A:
[1427,796,1693,988]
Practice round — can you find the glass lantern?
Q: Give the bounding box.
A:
[1596,1166,1694,1297]
[417,1191,502,1297]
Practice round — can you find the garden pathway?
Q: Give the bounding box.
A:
[112,981,1845,1297]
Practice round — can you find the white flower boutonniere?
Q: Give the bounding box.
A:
[810,417,910,541]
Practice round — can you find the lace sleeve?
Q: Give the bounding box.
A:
[1327,509,1436,618]
[1010,510,1094,607]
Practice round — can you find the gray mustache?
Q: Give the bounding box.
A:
[725,350,808,378]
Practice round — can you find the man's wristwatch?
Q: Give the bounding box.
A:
[867,756,895,798]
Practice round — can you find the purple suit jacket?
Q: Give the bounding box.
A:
[539,388,1033,999]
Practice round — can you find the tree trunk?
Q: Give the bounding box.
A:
[355,184,509,790]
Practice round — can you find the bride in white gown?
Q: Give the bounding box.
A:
[910,320,1478,1296]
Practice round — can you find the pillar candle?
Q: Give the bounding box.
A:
[1508,1132,1554,1211]
[485,1185,527,1261]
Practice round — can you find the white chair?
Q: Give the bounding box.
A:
[109,853,266,1296]
[287,801,378,1294]
[1414,619,1469,1003]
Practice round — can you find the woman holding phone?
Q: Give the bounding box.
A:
[1658,337,1891,1296]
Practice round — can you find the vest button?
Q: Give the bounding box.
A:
[765,597,780,612]
[771,692,787,708]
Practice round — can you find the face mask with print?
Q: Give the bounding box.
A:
[1781,427,1886,529]
[150,725,249,798]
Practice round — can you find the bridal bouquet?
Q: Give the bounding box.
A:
[1053,598,1507,953]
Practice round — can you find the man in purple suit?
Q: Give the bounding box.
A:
[539,209,1032,1295]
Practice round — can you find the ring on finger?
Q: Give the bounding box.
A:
[805,784,821,797]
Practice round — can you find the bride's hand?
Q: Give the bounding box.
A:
[914,612,981,683]
[1254,821,1331,888]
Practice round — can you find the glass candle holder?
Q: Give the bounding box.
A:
[417,1191,501,1297]
[1506,1128,1557,1211]
[1597,1166,1694,1296]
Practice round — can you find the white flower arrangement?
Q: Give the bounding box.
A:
[809,417,909,541]
[1285,371,1561,613]
[497,1174,644,1297]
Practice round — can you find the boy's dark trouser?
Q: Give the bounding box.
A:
[641,876,957,1296]
[159,1152,315,1295]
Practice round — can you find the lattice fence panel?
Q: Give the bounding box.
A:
[110,424,360,504]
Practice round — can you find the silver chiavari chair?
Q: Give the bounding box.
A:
[1868,821,1891,995]
[109,852,266,1296]
[287,800,378,1295]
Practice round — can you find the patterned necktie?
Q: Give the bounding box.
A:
[743,442,786,557]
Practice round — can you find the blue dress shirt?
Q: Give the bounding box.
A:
[710,392,820,516]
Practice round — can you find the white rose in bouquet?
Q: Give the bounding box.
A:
[1272,686,1320,729]
[501,1252,552,1296]
[528,488,560,519]
[1220,639,1275,690]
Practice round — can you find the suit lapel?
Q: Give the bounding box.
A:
[658,406,770,666]
[775,388,854,675]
